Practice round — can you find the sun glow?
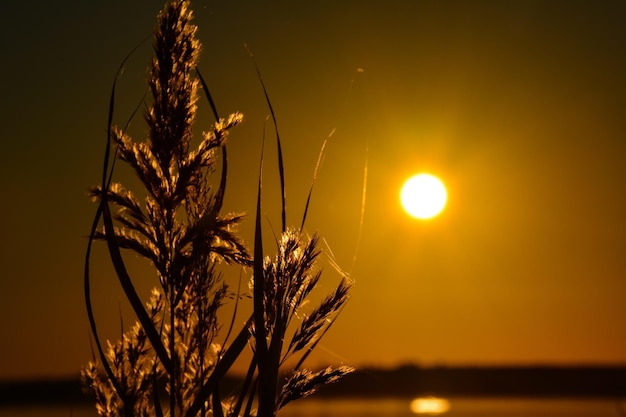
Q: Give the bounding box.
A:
[410,397,451,415]
[400,173,448,219]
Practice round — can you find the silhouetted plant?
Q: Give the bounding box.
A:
[82,1,353,416]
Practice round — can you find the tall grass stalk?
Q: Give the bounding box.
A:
[82,1,353,416]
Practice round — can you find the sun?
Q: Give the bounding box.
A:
[400,173,448,219]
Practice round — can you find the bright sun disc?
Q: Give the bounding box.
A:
[401,173,447,219]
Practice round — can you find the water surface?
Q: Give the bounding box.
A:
[1,397,623,417]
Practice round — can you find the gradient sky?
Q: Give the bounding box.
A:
[2,1,626,380]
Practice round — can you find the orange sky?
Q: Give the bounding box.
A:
[1,1,626,380]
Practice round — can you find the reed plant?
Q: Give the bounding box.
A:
[82,1,353,416]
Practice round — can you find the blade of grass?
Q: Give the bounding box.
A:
[84,201,125,400]
[252,121,271,414]
[84,41,148,410]
[196,66,229,239]
[153,369,164,417]
[184,315,253,417]
[230,356,257,417]
[300,130,332,231]
[243,377,259,417]
[101,197,172,370]
[196,67,220,122]
[349,146,368,276]
[211,385,224,417]
[220,267,244,353]
[96,37,172,373]
[245,43,286,233]
[102,36,150,187]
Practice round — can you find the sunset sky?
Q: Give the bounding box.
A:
[2,1,626,380]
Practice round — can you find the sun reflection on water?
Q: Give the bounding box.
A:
[410,396,451,415]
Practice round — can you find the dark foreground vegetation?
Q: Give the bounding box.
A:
[3,365,626,406]
[81,1,351,416]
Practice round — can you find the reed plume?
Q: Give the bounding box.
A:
[83,1,353,416]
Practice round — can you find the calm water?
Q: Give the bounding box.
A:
[1,397,624,417]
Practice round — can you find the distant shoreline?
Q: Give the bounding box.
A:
[2,365,626,406]
[316,365,626,399]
